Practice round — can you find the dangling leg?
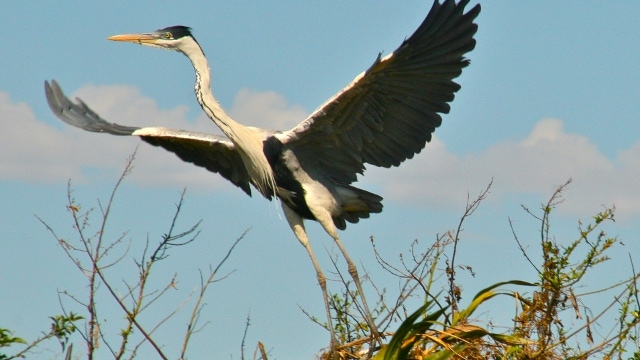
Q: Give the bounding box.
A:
[312,209,380,342]
[281,201,338,349]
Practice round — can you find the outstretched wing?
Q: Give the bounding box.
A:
[278,0,480,184]
[44,80,252,196]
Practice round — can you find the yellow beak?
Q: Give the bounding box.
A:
[107,33,158,45]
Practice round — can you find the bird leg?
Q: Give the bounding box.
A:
[312,210,381,346]
[282,202,338,350]
[330,230,381,344]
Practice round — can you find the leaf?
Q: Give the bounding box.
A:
[374,302,447,360]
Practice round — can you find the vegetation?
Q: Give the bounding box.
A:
[2,153,245,360]
[327,180,640,360]
[1,155,638,359]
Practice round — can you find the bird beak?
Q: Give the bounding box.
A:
[107,33,159,45]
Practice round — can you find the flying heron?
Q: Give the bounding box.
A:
[45,0,480,347]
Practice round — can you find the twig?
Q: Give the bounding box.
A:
[448,179,493,313]
[179,229,248,359]
[240,311,251,360]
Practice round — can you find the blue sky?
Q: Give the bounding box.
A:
[2,1,639,359]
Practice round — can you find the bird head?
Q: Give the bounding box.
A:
[108,25,199,54]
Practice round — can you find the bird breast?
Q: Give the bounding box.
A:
[274,148,341,220]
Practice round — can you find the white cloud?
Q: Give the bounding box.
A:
[0,92,86,183]
[0,85,309,193]
[367,118,640,219]
[229,88,308,131]
[3,86,639,219]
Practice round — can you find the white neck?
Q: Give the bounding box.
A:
[179,38,277,198]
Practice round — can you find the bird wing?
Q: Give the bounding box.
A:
[44,80,252,196]
[278,0,480,184]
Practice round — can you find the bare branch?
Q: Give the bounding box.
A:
[180,229,248,359]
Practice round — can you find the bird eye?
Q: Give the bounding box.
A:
[164,32,172,39]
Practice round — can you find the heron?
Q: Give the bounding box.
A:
[45,0,480,347]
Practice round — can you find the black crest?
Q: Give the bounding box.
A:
[157,25,193,39]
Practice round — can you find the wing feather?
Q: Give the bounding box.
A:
[133,128,252,195]
[45,80,139,135]
[278,0,479,183]
[44,80,252,195]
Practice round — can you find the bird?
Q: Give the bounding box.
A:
[45,0,480,348]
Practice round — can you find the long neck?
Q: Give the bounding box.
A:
[181,39,277,198]
[188,46,236,136]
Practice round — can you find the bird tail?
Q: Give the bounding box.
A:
[333,185,383,230]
